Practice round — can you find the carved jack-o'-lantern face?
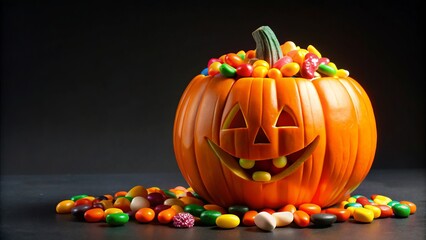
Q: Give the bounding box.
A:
[207,78,320,183]
[173,26,376,209]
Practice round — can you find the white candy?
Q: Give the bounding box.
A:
[254,211,276,231]
[130,196,150,211]
[272,211,294,227]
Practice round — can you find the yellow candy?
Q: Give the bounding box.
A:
[170,205,184,213]
[281,41,297,55]
[104,208,123,218]
[267,68,282,79]
[374,195,392,203]
[280,62,300,77]
[307,45,322,58]
[253,60,270,69]
[347,197,357,203]
[126,185,148,198]
[56,200,75,214]
[353,208,374,223]
[252,171,271,181]
[338,200,349,209]
[82,196,95,201]
[287,49,308,66]
[239,158,255,169]
[252,66,268,78]
[328,62,337,70]
[364,205,381,218]
[216,214,240,229]
[164,198,185,207]
[336,69,350,78]
[373,198,388,205]
[208,61,222,76]
[346,206,356,216]
[272,156,287,168]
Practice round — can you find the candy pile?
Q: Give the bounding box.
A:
[56,185,417,231]
[200,42,350,80]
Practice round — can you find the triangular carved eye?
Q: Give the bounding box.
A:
[223,104,247,129]
[276,108,297,127]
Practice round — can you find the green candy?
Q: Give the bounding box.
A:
[184,204,205,217]
[200,210,222,226]
[392,204,410,218]
[228,205,249,218]
[219,63,236,78]
[344,202,362,209]
[387,200,400,207]
[106,213,129,226]
[163,190,177,199]
[70,194,88,201]
[351,194,365,199]
[318,63,337,76]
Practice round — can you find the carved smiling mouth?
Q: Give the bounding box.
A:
[207,136,320,183]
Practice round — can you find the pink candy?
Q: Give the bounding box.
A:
[172,212,195,228]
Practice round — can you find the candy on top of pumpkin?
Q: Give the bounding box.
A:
[203,26,349,79]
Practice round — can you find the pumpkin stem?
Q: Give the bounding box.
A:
[252,26,283,66]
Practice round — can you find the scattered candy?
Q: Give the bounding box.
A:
[272,211,293,227]
[310,213,337,227]
[215,214,240,229]
[254,211,276,231]
[173,212,195,228]
[105,212,129,226]
[56,187,417,231]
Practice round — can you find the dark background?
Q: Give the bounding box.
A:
[1,1,424,175]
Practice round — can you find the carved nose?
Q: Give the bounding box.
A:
[254,127,270,144]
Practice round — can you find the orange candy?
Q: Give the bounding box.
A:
[298,203,321,216]
[293,210,310,227]
[242,210,258,226]
[113,197,131,213]
[114,191,127,198]
[157,208,177,224]
[84,208,104,222]
[324,208,350,222]
[399,201,417,214]
[278,204,296,213]
[135,208,155,223]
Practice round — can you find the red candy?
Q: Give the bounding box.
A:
[300,53,320,79]
[236,64,254,77]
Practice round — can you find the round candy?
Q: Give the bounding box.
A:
[353,208,374,223]
[228,205,249,219]
[56,200,75,214]
[135,208,155,223]
[293,210,310,227]
[272,211,293,227]
[392,203,410,218]
[130,196,150,211]
[184,204,205,217]
[254,211,276,231]
[158,208,177,224]
[104,208,123,218]
[106,213,129,226]
[173,212,195,228]
[215,214,240,229]
[84,208,104,222]
[278,204,296,213]
[71,205,92,220]
[200,210,222,226]
[126,185,148,198]
[70,194,88,201]
[242,210,258,226]
[298,203,321,216]
[147,192,166,207]
[399,201,417,214]
[324,208,350,222]
[310,213,337,227]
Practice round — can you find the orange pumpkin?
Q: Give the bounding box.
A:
[173,26,376,210]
